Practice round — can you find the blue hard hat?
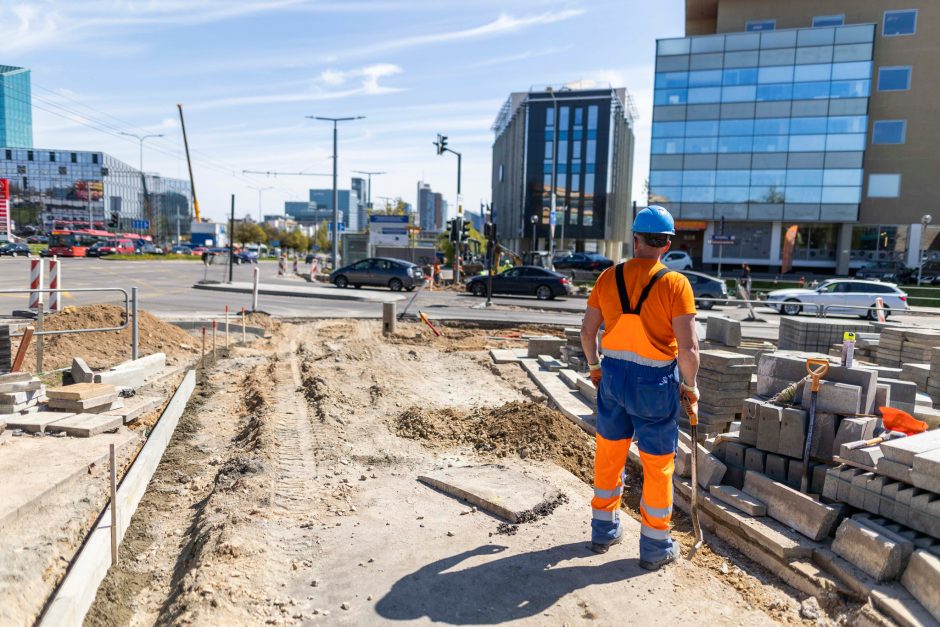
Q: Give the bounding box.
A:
[633,205,675,235]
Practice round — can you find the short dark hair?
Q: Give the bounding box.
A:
[638,233,671,248]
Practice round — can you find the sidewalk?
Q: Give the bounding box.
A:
[192,281,405,303]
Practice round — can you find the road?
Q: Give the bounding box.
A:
[3,257,940,336]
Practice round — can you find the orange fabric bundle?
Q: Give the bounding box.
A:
[880,407,928,436]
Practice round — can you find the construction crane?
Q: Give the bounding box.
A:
[177,104,200,222]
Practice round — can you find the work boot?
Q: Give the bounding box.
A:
[590,528,623,554]
[638,542,680,571]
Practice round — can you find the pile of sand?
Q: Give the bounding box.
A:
[395,400,593,482]
[15,304,196,371]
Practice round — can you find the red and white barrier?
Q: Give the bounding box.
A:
[309,258,319,283]
[875,297,886,323]
[28,257,43,311]
[278,256,286,276]
[48,256,61,312]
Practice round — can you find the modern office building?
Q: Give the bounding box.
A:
[416,181,447,232]
[351,176,368,231]
[1,147,191,240]
[0,66,33,149]
[652,1,937,273]
[491,85,636,259]
[310,188,358,230]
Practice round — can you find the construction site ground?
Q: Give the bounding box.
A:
[65,318,863,626]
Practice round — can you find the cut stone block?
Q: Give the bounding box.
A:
[756,403,782,454]
[70,357,94,384]
[901,549,940,622]
[833,517,914,581]
[45,413,123,437]
[558,369,580,389]
[743,470,843,541]
[877,457,914,484]
[822,467,842,501]
[3,411,75,433]
[704,317,742,347]
[46,382,116,401]
[840,443,883,468]
[0,372,31,384]
[675,438,692,479]
[765,453,789,483]
[881,430,940,467]
[698,449,727,490]
[490,348,527,364]
[787,460,818,490]
[526,337,565,359]
[809,412,839,463]
[103,395,162,424]
[709,484,767,516]
[0,388,44,405]
[878,378,917,406]
[833,417,877,452]
[874,383,891,413]
[812,464,830,495]
[47,392,119,411]
[745,446,766,473]
[739,398,760,446]
[0,379,41,394]
[724,442,748,468]
[418,464,566,523]
[778,407,807,459]
[800,381,861,415]
[911,448,940,493]
[723,464,745,489]
[536,355,564,371]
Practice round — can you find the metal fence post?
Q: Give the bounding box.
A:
[36,302,44,374]
[252,266,260,312]
[131,287,139,361]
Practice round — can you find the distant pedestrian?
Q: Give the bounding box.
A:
[433,260,442,287]
[741,264,752,300]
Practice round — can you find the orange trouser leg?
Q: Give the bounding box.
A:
[638,449,675,541]
[591,434,632,521]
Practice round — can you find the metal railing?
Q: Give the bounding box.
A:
[699,296,920,319]
[1,287,139,370]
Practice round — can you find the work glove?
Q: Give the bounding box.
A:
[680,382,700,417]
[589,364,602,388]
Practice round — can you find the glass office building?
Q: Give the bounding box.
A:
[0,66,33,149]
[650,24,875,268]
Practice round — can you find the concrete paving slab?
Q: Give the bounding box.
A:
[46,383,116,401]
[418,464,565,523]
[901,549,940,622]
[743,470,843,541]
[833,517,913,582]
[489,348,527,364]
[102,395,162,424]
[70,357,94,384]
[0,372,31,384]
[3,411,75,433]
[881,430,940,467]
[48,392,119,411]
[0,380,41,393]
[709,484,767,516]
[45,413,123,437]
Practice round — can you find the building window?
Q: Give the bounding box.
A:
[813,15,844,27]
[872,120,907,144]
[49,152,55,162]
[587,105,598,130]
[92,154,99,164]
[71,152,77,163]
[546,107,554,127]
[883,10,917,37]
[878,66,912,91]
[58,166,67,175]
[746,19,775,32]
[4,150,10,160]
[27,151,33,161]
[868,174,901,198]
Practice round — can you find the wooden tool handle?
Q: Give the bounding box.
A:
[806,358,829,393]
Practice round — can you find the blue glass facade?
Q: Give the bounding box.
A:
[0,66,33,149]
[650,24,875,224]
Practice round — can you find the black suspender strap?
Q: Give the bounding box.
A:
[614,264,672,315]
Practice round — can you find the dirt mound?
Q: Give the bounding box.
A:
[394,400,593,482]
[15,304,196,371]
[387,322,562,353]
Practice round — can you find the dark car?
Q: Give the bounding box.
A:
[552,252,613,272]
[330,257,425,291]
[679,270,728,310]
[234,250,258,264]
[912,260,940,285]
[855,260,912,284]
[26,235,48,244]
[466,265,573,300]
[85,241,108,257]
[0,242,30,257]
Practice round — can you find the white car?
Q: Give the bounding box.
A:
[765,279,908,319]
[662,251,693,270]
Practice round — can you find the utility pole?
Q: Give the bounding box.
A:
[228,194,235,283]
[353,170,385,224]
[434,133,463,283]
[307,115,365,269]
[120,132,164,236]
[546,87,559,270]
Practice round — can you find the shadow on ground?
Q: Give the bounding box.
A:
[375,542,646,624]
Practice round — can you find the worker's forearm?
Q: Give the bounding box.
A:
[677,343,700,388]
[581,329,600,365]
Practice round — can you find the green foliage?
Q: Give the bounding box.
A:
[315,220,332,253]
[233,222,266,245]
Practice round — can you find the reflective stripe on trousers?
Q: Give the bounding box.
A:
[638,450,675,541]
[591,435,631,523]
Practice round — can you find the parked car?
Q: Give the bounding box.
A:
[0,242,30,257]
[26,235,48,244]
[766,279,908,319]
[552,252,613,272]
[96,238,136,256]
[466,265,573,300]
[855,260,912,284]
[911,261,940,285]
[136,243,163,255]
[679,270,728,310]
[86,241,108,257]
[330,257,425,291]
[234,250,258,264]
[170,245,194,255]
[662,250,694,271]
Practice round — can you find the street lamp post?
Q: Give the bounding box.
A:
[308,115,365,269]
[247,185,274,223]
[546,87,559,270]
[120,132,164,234]
[918,214,933,286]
[530,214,538,253]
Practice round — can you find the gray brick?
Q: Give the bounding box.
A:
[812,463,829,495]
[765,453,789,483]
[877,457,914,484]
[878,377,918,406]
[881,430,940,466]
[800,380,861,415]
[709,484,767,516]
[786,460,817,490]
[901,550,940,622]
[745,446,766,473]
[833,416,877,452]
[704,317,743,348]
[725,442,748,468]
[739,398,760,446]
[833,517,913,581]
[809,412,839,463]
[822,467,841,500]
[757,403,782,453]
[778,407,807,459]
[743,470,843,541]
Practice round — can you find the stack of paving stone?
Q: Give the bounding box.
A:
[690,349,755,437]
[854,332,880,361]
[46,382,122,414]
[559,327,587,372]
[901,362,931,394]
[900,329,940,364]
[927,348,940,406]
[778,317,872,353]
[0,325,11,373]
[877,327,906,368]
[0,372,46,414]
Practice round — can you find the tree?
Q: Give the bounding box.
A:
[380,197,408,215]
[234,221,265,245]
[315,220,332,253]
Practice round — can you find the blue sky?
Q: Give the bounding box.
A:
[2,0,684,224]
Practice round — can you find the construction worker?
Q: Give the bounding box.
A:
[580,205,700,570]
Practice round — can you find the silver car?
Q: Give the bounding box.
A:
[330,257,425,291]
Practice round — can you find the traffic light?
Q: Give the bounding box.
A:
[484,221,497,242]
[446,219,456,242]
[435,133,448,155]
[108,211,119,228]
[461,219,470,242]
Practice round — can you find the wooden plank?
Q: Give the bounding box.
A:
[39,370,195,627]
[46,383,116,401]
[11,327,32,372]
[45,413,123,437]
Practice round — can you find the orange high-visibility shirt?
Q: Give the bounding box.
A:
[587,258,697,359]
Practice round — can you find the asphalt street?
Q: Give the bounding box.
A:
[3,257,940,337]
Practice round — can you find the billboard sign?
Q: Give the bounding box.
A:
[369,214,409,246]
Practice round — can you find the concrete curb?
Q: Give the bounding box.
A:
[191,281,405,304]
